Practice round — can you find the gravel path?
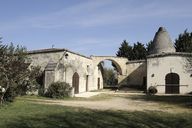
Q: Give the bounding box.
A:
[26,92,191,113]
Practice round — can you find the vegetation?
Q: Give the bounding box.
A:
[175,29,192,52]
[45,82,72,98]
[0,97,192,128]
[0,41,40,104]
[132,42,147,60]
[146,40,153,55]
[116,29,192,60]
[116,40,147,60]
[102,68,118,87]
[116,40,134,60]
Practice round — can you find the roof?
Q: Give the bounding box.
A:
[147,52,192,58]
[27,48,91,59]
[126,60,146,64]
[149,27,176,55]
[27,48,65,54]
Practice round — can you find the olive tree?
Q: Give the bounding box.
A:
[0,41,40,104]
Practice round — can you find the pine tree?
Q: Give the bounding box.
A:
[116,40,134,60]
[132,42,147,60]
[175,29,192,52]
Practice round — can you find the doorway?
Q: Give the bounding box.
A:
[165,73,180,94]
[72,72,79,94]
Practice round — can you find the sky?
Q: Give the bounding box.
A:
[0,0,192,56]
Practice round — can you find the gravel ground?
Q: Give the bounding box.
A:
[26,91,191,113]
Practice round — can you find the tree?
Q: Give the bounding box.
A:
[132,42,147,60]
[146,40,153,55]
[102,68,117,87]
[0,41,40,104]
[116,40,147,60]
[116,40,134,60]
[175,29,192,52]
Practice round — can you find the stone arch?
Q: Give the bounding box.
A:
[98,59,122,75]
[165,73,180,94]
[92,56,128,75]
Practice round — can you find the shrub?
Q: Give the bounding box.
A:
[45,82,72,98]
[147,86,157,95]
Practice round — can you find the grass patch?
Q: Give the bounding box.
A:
[0,98,192,128]
[17,93,112,101]
[129,94,192,108]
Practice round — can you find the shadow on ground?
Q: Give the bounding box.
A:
[129,94,192,108]
[1,105,192,128]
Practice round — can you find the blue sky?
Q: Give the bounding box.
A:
[0,0,191,56]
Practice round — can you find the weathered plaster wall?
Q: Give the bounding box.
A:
[147,55,192,94]
[28,50,103,93]
[126,61,147,87]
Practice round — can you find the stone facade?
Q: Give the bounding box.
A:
[126,60,146,88]
[147,53,192,94]
[27,27,192,94]
[146,27,192,94]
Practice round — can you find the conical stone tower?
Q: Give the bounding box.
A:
[149,27,176,55]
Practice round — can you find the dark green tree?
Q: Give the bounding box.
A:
[116,40,134,60]
[146,40,153,55]
[175,29,192,52]
[0,41,40,104]
[116,40,148,60]
[132,42,147,60]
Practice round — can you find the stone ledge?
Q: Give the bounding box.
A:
[147,52,192,58]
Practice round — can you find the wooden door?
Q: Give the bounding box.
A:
[72,72,79,94]
[165,73,180,94]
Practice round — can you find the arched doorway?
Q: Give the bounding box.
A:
[165,73,180,94]
[72,72,79,94]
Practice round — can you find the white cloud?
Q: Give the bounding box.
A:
[0,0,192,31]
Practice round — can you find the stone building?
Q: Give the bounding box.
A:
[147,27,192,94]
[28,27,192,94]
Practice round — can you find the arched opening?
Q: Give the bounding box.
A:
[72,72,79,94]
[165,73,180,94]
[98,60,121,88]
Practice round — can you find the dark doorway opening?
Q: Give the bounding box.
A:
[86,75,88,92]
[165,73,180,94]
[98,78,100,89]
[72,72,79,94]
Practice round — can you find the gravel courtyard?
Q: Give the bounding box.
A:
[24,90,192,114]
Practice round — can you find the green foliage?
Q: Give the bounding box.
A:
[103,68,118,87]
[116,40,134,60]
[116,40,147,60]
[146,40,153,55]
[175,29,192,52]
[132,42,147,60]
[0,40,40,103]
[45,82,72,98]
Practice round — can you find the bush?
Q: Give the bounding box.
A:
[147,86,157,95]
[45,82,72,98]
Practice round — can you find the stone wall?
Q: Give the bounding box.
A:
[147,54,192,94]
[28,49,103,93]
[124,60,147,88]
